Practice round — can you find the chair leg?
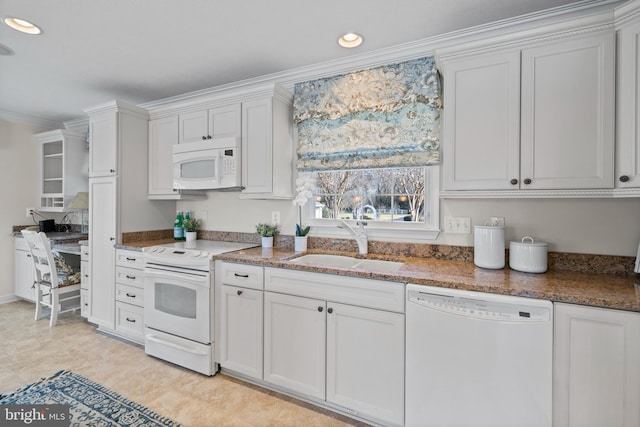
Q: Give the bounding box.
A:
[34,283,43,321]
[49,289,59,327]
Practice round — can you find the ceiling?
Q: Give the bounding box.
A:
[0,0,605,126]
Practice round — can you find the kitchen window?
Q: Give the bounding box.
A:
[301,166,440,242]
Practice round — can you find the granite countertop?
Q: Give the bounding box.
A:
[214,247,640,313]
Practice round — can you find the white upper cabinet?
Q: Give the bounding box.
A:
[520,33,615,190]
[178,103,241,144]
[240,84,294,199]
[438,13,616,197]
[615,0,640,192]
[88,110,119,177]
[441,51,521,191]
[35,129,88,211]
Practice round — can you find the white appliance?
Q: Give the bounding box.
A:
[406,284,553,427]
[143,240,255,375]
[172,137,241,190]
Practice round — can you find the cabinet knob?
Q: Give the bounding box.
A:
[109,237,115,241]
[207,135,212,139]
[110,169,115,173]
[327,307,333,314]
[317,306,323,312]
[619,175,630,183]
[237,290,243,296]
[201,136,207,140]
[523,178,532,185]
[510,179,518,185]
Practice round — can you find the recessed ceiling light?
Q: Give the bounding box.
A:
[0,43,14,56]
[3,17,42,35]
[338,32,363,48]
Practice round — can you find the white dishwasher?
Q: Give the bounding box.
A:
[405,284,552,427]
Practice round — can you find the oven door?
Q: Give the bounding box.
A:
[144,265,211,344]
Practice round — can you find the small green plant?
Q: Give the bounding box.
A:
[183,218,201,232]
[295,224,310,237]
[256,223,279,237]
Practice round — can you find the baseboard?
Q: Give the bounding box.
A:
[0,294,20,305]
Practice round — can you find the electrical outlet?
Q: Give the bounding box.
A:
[25,208,34,218]
[444,216,471,234]
[491,216,505,227]
[271,211,281,225]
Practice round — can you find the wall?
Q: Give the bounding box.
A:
[178,192,640,257]
[0,120,44,301]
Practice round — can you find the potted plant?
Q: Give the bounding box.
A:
[292,173,314,252]
[183,218,201,242]
[256,223,279,248]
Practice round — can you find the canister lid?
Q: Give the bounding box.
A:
[510,236,547,247]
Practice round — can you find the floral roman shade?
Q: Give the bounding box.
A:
[293,56,441,171]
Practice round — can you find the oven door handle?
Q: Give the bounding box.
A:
[146,334,209,356]
[144,268,208,286]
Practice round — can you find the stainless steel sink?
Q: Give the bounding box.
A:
[290,254,403,272]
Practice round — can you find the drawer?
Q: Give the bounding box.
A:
[80,245,89,261]
[115,302,144,342]
[80,260,91,290]
[264,267,405,313]
[217,261,264,290]
[115,283,144,307]
[80,289,90,318]
[115,266,143,288]
[115,249,143,268]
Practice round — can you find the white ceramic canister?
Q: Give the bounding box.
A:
[474,225,505,269]
[509,236,548,273]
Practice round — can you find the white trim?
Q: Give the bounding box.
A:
[0,294,19,305]
[304,167,441,242]
[0,109,62,130]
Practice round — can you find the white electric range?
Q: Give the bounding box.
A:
[142,240,256,375]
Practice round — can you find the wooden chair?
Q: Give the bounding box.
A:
[21,230,81,327]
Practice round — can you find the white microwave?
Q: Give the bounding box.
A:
[172,137,242,190]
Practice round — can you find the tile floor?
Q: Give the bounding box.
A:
[0,301,366,426]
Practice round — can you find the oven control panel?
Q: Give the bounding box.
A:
[148,246,210,258]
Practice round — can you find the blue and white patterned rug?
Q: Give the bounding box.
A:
[0,370,180,426]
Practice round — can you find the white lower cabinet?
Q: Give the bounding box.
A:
[14,237,36,302]
[554,303,640,427]
[220,284,264,379]
[80,244,90,317]
[264,292,326,399]
[263,267,405,427]
[113,249,145,344]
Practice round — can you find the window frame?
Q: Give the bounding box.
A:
[301,166,440,242]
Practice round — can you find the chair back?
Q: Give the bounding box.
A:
[20,230,59,289]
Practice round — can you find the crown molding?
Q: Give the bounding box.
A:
[143,0,622,116]
[0,109,62,130]
[615,0,640,26]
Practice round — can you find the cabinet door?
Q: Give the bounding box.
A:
[89,111,119,177]
[326,303,405,427]
[616,19,640,188]
[148,116,179,196]
[441,51,521,191]
[242,98,273,195]
[179,110,209,144]
[219,285,263,379]
[554,303,640,427]
[209,103,241,139]
[264,291,326,399]
[88,176,117,329]
[14,247,35,301]
[521,33,615,189]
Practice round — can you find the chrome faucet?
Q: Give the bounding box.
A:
[338,220,368,256]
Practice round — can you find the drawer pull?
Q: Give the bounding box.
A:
[126,275,136,280]
[126,257,136,262]
[126,317,136,323]
[234,273,249,278]
[125,293,136,298]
